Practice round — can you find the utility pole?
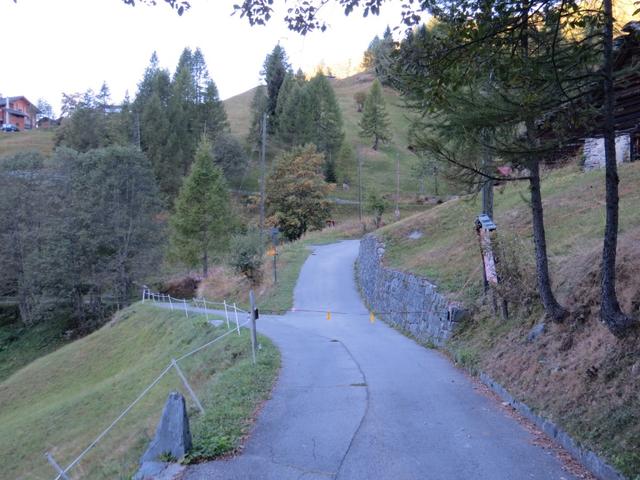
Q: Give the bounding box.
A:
[395,154,400,220]
[259,112,267,240]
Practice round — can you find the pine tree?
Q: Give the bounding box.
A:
[359,79,391,150]
[247,85,268,153]
[169,137,231,277]
[278,83,314,146]
[199,79,229,140]
[261,44,291,131]
[274,72,295,127]
[308,72,344,159]
[141,92,173,196]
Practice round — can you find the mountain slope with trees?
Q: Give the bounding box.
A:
[223,70,439,202]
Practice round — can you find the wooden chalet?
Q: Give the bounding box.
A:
[0,96,40,130]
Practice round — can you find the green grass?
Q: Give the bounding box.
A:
[377,161,640,477]
[0,129,55,160]
[222,72,453,202]
[0,304,279,479]
[0,309,74,382]
[378,162,640,300]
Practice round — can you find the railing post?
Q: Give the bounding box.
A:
[183,299,189,318]
[223,300,230,329]
[249,291,258,365]
[201,297,209,322]
[45,452,70,480]
[233,303,240,335]
[142,287,147,303]
[168,295,173,311]
[171,359,204,414]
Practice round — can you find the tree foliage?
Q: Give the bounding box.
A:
[276,71,344,180]
[366,191,388,228]
[55,85,133,152]
[0,147,163,330]
[229,228,264,283]
[213,133,249,181]
[392,1,607,322]
[261,44,291,132]
[266,145,333,241]
[361,26,396,84]
[169,136,232,277]
[359,79,391,150]
[133,49,229,201]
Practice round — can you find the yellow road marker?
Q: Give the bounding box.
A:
[369,312,375,323]
[327,311,331,321]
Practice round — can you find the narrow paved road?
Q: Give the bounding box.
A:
[185,240,574,480]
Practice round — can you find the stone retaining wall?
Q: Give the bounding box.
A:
[356,234,465,346]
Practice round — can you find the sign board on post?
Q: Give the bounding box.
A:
[475,214,498,287]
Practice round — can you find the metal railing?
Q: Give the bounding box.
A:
[45,288,254,480]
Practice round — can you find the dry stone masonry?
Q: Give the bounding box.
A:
[357,235,466,346]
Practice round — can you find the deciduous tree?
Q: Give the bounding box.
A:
[266,145,332,241]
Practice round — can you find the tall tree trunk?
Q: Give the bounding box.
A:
[520,1,567,322]
[600,0,635,337]
[202,250,208,278]
[529,160,569,322]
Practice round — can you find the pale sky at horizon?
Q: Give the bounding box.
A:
[1,0,409,115]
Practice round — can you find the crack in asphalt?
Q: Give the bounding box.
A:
[332,340,370,480]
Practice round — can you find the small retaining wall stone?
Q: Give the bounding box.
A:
[356,235,465,346]
[480,373,626,480]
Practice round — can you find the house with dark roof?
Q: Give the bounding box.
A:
[582,21,640,170]
[0,96,40,130]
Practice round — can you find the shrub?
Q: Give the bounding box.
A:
[229,229,264,283]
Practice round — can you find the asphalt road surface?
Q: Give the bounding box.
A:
[185,240,575,480]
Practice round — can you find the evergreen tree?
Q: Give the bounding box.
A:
[361,27,395,84]
[169,137,231,277]
[308,72,344,162]
[247,85,268,154]
[261,44,291,131]
[96,81,111,112]
[359,79,391,150]
[393,1,604,322]
[278,83,314,146]
[166,51,198,185]
[274,72,295,126]
[191,47,209,103]
[199,79,229,140]
[141,92,173,197]
[213,133,249,181]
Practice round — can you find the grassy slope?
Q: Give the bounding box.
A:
[0,129,55,159]
[376,161,640,477]
[0,304,279,480]
[0,311,73,382]
[222,72,447,200]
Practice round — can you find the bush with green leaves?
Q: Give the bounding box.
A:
[229,229,264,283]
[366,192,388,228]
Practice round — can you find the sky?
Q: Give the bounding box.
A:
[1,0,408,114]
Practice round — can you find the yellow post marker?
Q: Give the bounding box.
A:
[369,312,375,323]
[326,311,331,321]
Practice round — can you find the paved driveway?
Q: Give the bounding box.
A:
[185,240,574,480]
